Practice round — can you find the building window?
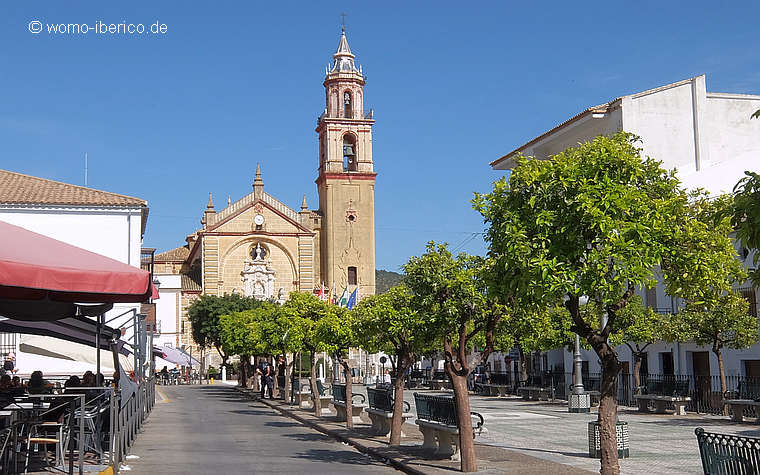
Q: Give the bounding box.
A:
[343,91,353,118]
[348,266,357,285]
[741,288,758,318]
[645,287,657,309]
[343,134,357,171]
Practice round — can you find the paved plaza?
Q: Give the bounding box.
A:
[125,382,760,474]
[345,385,759,474]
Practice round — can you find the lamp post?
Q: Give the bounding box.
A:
[380,355,387,386]
[568,296,590,413]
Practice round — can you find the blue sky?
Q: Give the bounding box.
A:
[1,2,759,271]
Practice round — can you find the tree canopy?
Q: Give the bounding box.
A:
[187,294,264,364]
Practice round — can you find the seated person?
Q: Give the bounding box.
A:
[42,376,83,422]
[0,375,12,409]
[63,375,81,393]
[27,370,53,394]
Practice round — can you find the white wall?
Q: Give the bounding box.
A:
[0,205,143,266]
[154,274,181,351]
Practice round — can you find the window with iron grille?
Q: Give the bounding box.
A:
[0,333,17,357]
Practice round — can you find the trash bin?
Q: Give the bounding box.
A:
[588,420,629,458]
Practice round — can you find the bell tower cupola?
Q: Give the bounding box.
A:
[316,23,376,298]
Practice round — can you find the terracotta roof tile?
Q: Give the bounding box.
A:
[0,169,147,207]
[181,266,202,292]
[155,245,190,262]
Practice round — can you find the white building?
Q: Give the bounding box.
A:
[0,169,149,376]
[490,75,760,381]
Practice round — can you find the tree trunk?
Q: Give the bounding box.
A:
[284,356,293,404]
[518,345,528,385]
[252,356,261,393]
[598,349,621,475]
[340,359,353,429]
[239,358,247,387]
[447,365,477,472]
[714,346,728,415]
[632,354,641,392]
[309,350,321,417]
[390,354,411,446]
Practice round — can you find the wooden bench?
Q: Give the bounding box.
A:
[633,380,691,415]
[365,387,412,436]
[517,386,555,401]
[695,427,760,474]
[413,393,484,461]
[331,383,366,423]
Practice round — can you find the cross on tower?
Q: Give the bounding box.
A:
[340,12,347,32]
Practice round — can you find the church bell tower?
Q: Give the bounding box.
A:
[316,25,376,297]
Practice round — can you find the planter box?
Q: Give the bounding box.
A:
[588,421,629,458]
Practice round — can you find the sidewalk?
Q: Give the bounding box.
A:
[234,387,594,474]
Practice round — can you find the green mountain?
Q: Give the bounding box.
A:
[375,269,404,294]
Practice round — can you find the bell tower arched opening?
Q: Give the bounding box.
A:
[343,91,353,118]
[343,134,357,171]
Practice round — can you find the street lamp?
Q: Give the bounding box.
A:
[568,295,590,413]
[380,356,387,386]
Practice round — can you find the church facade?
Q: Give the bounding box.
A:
[154,28,376,357]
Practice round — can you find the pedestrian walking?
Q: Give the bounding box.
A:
[260,360,273,399]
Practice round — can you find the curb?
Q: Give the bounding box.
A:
[233,387,427,475]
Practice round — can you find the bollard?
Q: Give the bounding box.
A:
[211,377,214,385]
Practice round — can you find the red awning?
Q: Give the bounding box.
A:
[0,220,153,306]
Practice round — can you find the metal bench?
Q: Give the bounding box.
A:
[517,386,555,401]
[365,387,412,436]
[296,379,333,414]
[430,371,451,390]
[695,427,760,474]
[723,399,760,423]
[477,373,511,397]
[633,380,691,415]
[413,393,484,461]
[331,383,366,423]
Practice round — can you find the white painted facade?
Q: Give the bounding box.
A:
[491,75,760,380]
[153,274,181,350]
[0,203,147,376]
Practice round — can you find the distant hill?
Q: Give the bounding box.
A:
[375,269,404,294]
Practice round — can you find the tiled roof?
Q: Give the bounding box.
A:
[0,169,147,207]
[181,266,202,292]
[155,245,190,262]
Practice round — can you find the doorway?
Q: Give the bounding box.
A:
[692,351,711,412]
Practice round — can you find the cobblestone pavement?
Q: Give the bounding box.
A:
[344,384,760,474]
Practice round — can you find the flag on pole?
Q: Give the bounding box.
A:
[346,287,358,309]
[337,287,349,307]
[317,284,325,301]
[331,283,337,305]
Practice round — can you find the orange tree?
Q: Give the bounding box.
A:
[281,291,330,417]
[474,132,686,475]
[352,285,438,445]
[403,244,505,473]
